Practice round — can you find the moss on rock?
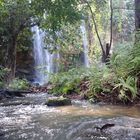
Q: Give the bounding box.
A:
[45,97,72,106]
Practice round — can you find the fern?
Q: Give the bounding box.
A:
[114,76,138,101]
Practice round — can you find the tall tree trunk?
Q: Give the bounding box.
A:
[102,43,111,63]
[135,0,140,30]
[109,0,113,51]
[135,0,140,46]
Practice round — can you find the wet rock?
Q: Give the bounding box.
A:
[33,83,40,87]
[89,98,100,104]
[0,100,31,106]
[45,97,72,106]
[7,90,25,97]
[0,132,4,137]
[0,90,32,101]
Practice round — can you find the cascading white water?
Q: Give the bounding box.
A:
[32,26,59,85]
[80,21,89,67]
[32,23,89,84]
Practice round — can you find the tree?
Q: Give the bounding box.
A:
[0,0,81,82]
[83,0,113,63]
[135,0,140,30]
[0,0,38,82]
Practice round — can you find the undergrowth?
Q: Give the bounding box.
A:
[48,38,140,104]
[0,66,9,88]
[8,78,30,90]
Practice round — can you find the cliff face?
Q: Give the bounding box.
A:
[16,49,35,82]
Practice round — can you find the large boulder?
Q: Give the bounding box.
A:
[45,97,72,106]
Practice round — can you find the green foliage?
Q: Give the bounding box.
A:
[86,65,105,96]
[49,36,140,103]
[17,28,33,52]
[8,78,29,90]
[0,0,82,71]
[113,0,135,41]
[86,65,117,98]
[114,76,138,102]
[0,67,7,81]
[0,67,9,88]
[48,65,115,98]
[0,0,138,105]
[49,68,84,95]
[45,22,82,50]
[44,22,83,71]
[129,32,140,76]
[110,35,140,78]
[109,37,140,102]
[110,42,133,78]
[39,0,81,31]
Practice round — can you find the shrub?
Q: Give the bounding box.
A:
[48,68,85,95]
[48,64,114,98]
[129,34,140,76]
[48,38,140,103]
[110,42,133,78]
[8,78,29,90]
[110,39,140,78]
[113,76,138,102]
[0,66,9,88]
[109,41,140,102]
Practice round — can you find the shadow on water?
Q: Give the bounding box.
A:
[0,93,140,140]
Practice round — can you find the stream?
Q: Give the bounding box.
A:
[0,93,140,140]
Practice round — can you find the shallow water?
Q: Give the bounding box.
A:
[0,93,140,140]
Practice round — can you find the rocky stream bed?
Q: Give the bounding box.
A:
[0,93,140,140]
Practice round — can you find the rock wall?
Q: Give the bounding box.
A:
[16,49,35,82]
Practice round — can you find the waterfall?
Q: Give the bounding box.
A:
[32,23,89,85]
[32,26,59,85]
[80,21,89,67]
